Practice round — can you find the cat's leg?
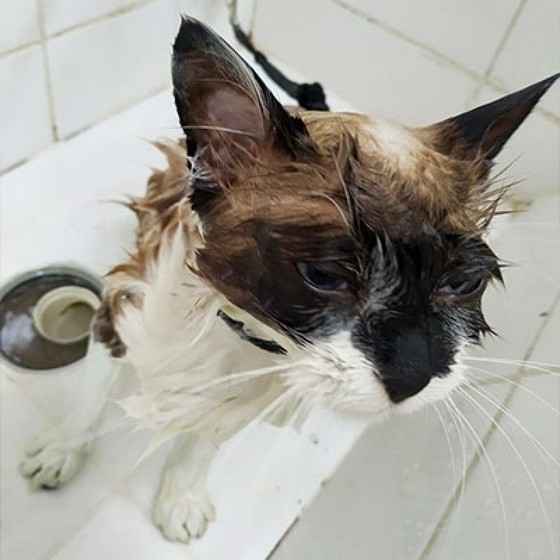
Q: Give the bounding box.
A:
[20,338,118,489]
[153,433,218,543]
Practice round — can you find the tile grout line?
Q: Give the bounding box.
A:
[326,0,559,126]
[0,83,170,178]
[42,0,156,42]
[0,39,42,60]
[35,0,59,142]
[328,0,482,82]
[0,0,155,62]
[466,0,527,108]
[416,288,560,560]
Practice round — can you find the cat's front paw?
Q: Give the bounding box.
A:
[20,426,92,489]
[153,482,215,543]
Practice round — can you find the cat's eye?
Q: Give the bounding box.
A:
[297,262,349,293]
[437,276,485,299]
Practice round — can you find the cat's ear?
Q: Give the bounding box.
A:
[172,17,316,182]
[423,73,559,162]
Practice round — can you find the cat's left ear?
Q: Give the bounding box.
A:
[171,16,316,184]
[424,73,559,163]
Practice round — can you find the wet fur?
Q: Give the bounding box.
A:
[20,16,558,545]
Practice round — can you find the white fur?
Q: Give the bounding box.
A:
[113,230,292,446]
[367,117,422,170]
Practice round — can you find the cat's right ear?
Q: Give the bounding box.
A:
[172,17,316,184]
[423,73,559,165]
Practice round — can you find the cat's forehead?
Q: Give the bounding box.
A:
[294,111,490,241]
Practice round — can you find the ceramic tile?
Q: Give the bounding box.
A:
[51,493,193,560]
[252,0,477,125]
[0,46,53,171]
[339,0,520,75]
[426,374,559,560]
[490,0,560,119]
[0,372,113,560]
[0,91,178,285]
[47,0,179,138]
[270,383,511,560]
[0,0,39,54]
[527,301,560,368]
[42,0,136,36]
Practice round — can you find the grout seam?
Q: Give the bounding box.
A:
[0,0,154,62]
[326,0,559,126]
[0,39,42,59]
[466,0,528,108]
[0,84,170,177]
[39,0,156,41]
[328,0,482,82]
[36,0,59,142]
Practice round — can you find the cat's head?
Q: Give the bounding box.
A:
[172,17,558,418]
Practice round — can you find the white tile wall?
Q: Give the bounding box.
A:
[0,46,53,171]
[252,0,478,125]
[42,0,137,36]
[0,0,40,54]
[336,0,522,75]
[489,0,560,119]
[0,0,238,172]
[47,0,179,139]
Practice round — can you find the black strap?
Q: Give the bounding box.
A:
[232,23,330,112]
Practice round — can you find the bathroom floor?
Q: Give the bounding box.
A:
[1,64,559,560]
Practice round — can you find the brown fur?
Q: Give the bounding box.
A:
[93,140,197,354]
[94,111,505,350]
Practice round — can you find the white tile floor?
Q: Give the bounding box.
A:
[1,2,559,559]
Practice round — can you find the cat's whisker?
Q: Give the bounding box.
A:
[221,386,302,453]
[492,221,560,229]
[467,365,560,416]
[463,381,560,473]
[434,404,459,485]
[458,387,558,554]
[446,398,512,560]
[464,356,560,376]
[188,360,305,395]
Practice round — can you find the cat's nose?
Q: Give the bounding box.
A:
[355,314,454,404]
[376,326,442,403]
[383,372,431,403]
